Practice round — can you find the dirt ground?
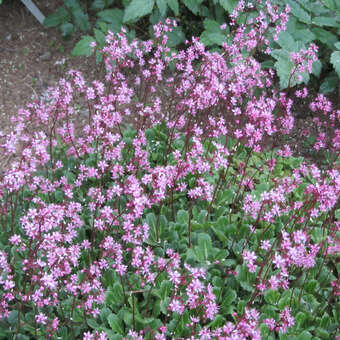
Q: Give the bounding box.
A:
[0,0,99,129]
[0,0,338,170]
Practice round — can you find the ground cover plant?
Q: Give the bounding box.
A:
[0,2,340,340]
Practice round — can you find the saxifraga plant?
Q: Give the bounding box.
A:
[1,4,339,340]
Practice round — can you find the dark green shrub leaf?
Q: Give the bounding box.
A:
[182,0,203,15]
[64,0,80,9]
[277,31,298,51]
[312,16,340,28]
[166,26,186,47]
[321,0,337,11]
[97,9,124,34]
[312,59,322,77]
[330,51,340,77]
[44,7,69,27]
[156,0,167,16]
[219,0,238,13]
[200,19,227,46]
[312,27,338,48]
[288,0,311,24]
[292,29,316,43]
[91,0,106,10]
[166,0,179,16]
[60,22,75,37]
[72,8,91,32]
[71,36,95,57]
[320,73,338,93]
[94,28,106,47]
[123,0,155,23]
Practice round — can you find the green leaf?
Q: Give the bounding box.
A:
[287,0,311,24]
[123,0,155,23]
[166,26,185,47]
[72,8,91,32]
[94,28,106,47]
[87,318,100,329]
[200,19,227,47]
[91,0,106,10]
[182,0,203,15]
[277,31,298,51]
[71,36,95,57]
[219,0,238,13]
[225,223,236,237]
[312,59,322,77]
[8,310,18,325]
[64,0,80,9]
[292,29,316,43]
[60,22,75,37]
[312,16,340,28]
[195,233,212,261]
[108,314,123,334]
[330,51,340,78]
[44,7,69,27]
[264,289,280,305]
[211,226,227,242]
[156,0,167,16]
[167,0,179,15]
[312,27,338,48]
[223,288,237,305]
[320,73,338,93]
[177,209,189,224]
[97,9,124,32]
[275,57,294,89]
[297,331,312,340]
[320,0,337,11]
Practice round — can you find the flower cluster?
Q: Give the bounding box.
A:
[0,2,339,339]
